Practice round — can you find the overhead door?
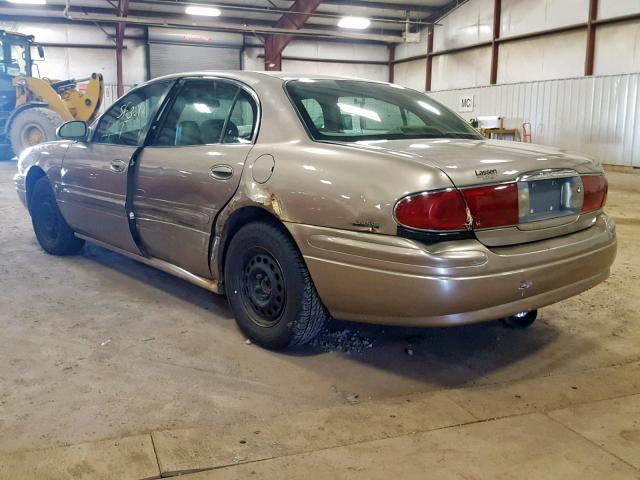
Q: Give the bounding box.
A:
[149,43,241,79]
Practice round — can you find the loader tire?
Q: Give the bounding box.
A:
[9,107,65,156]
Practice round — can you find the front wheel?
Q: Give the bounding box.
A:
[30,177,85,255]
[224,221,329,349]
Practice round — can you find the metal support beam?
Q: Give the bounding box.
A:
[425,26,434,91]
[585,0,598,76]
[264,0,322,71]
[489,0,501,85]
[388,45,395,83]
[115,0,128,97]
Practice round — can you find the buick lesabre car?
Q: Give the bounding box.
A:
[15,72,616,349]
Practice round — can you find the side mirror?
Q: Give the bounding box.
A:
[37,45,45,59]
[57,120,87,140]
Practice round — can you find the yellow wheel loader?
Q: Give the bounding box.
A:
[0,30,104,158]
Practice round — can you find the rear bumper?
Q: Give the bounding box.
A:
[286,213,617,327]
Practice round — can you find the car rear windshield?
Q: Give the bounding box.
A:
[285,79,482,142]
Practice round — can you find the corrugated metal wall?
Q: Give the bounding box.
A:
[430,74,640,167]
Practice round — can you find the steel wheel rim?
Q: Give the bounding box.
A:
[241,249,286,327]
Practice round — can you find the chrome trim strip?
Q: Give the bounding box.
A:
[517,168,578,182]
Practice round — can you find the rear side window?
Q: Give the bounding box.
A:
[224,90,257,144]
[153,80,238,146]
[151,79,258,146]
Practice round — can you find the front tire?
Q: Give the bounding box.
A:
[9,107,65,156]
[30,177,84,255]
[224,221,329,349]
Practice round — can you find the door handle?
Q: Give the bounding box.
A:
[210,164,233,180]
[110,159,126,173]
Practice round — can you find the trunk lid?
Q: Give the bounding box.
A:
[336,138,604,247]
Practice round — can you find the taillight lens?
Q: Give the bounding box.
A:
[395,183,520,232]
[461,183,519,229]
[581,175,608,212]
[394,189,469,231]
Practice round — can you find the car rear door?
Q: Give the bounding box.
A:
[58,81,174,254]
[133,77,258,277]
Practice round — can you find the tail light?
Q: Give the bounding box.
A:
[394,189,469,231]
[394,183,518,231]
[581,175,608,212]
[461,183,519,229]
[395,174,606,234]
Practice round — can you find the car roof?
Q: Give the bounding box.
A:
[144,70,387,87]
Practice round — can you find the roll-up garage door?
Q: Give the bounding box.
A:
[149,43,241,79]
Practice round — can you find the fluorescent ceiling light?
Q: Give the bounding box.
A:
[338,16,370,29]
[185,5,222,16]
[7,0,46,4]
[417,100,441,115]
[193,103,211,113]
[337,103,380,122]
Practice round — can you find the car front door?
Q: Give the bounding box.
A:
[58,81,173,253]
[133,78,258,277]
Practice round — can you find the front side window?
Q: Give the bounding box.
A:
[286,80,481,142]
[93,82,171,146]
[8,43,27,76]
[153,80,254,146]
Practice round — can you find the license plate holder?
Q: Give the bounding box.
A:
[518,173,583,224]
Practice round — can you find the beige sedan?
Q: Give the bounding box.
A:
[15,72,616,349]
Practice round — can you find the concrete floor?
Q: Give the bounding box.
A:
[0,161,638,479]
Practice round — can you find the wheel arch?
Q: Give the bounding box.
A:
[24,165,47,211]
[212,205,300,286]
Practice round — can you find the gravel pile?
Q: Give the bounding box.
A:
[310,328,373,354]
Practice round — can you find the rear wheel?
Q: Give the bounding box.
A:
[224,221,329,349]
[9,107,64,156]
[30,177,84,255]
[502,310,537,329]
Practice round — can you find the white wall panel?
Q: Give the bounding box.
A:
[395,27,429,60]
[394,59,427,91]
[594,20,640,75]
[0,21,146,86]
[281,60,387,82]
[432,47,492,90]
[284,40,387,62]
[498,30,586,83]
[0,20,135,45]
[433,0,494,51]
[243,47,265,71]
[598,0,640,19]
[430,74,640,167]
[501,0,588,37]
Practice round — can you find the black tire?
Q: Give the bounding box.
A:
[502,310,537,329]
[9,107,64,156]
[30,177,84,256]
[224,221,329,349]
